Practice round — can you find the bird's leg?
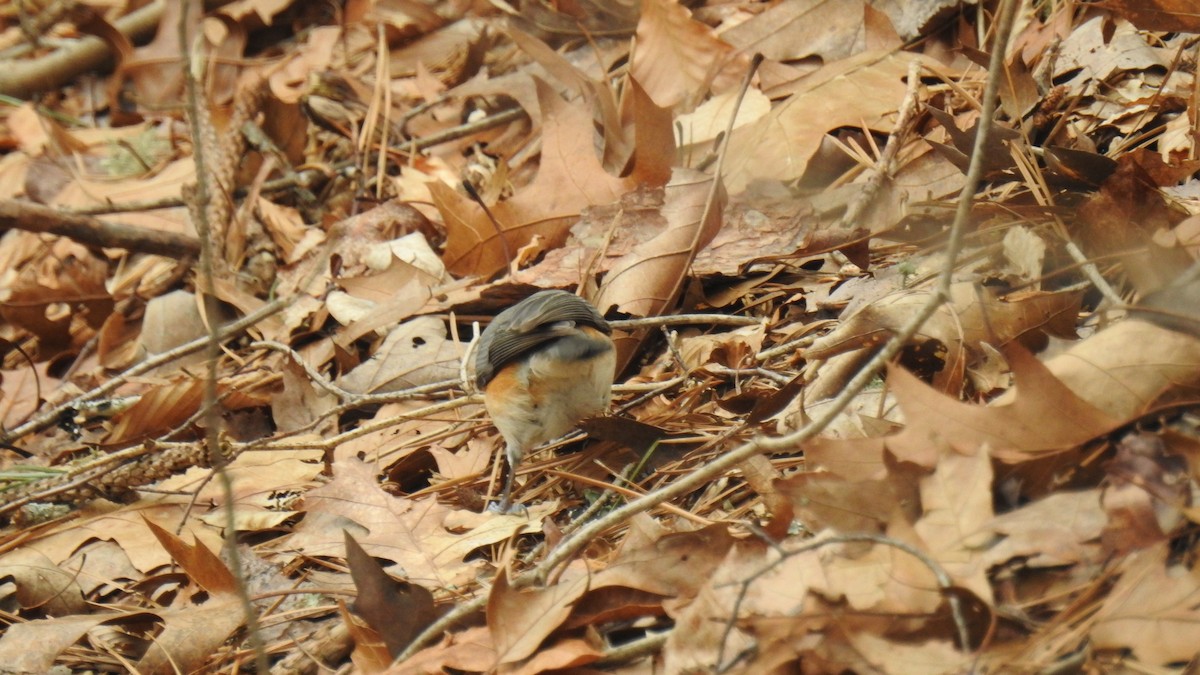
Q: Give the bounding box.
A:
[488,443,526,515]
[492,470,516,514]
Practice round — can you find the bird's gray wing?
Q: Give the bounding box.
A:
[475,290,610,386]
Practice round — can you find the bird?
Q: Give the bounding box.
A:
[474,289,616,514]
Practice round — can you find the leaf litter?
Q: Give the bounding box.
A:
[0,0,1198,673]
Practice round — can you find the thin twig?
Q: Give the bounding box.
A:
[0,1,165,98]
[247,396,478,452]
[705,365,794,386]
[0,199,201,256]
[754,324,832,362]
[179,2,268,668]
[827,57,925,235]
[1063,240,1123,306]
[610,314,761,328]
[399,106,526,156]
[67,166,334,216]
[595,631,669,666]
[248,341,458,405]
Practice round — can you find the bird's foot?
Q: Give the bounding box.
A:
[484,499,528,514]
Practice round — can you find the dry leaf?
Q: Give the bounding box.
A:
[346,531,437,658]
[805,344,1120,474]
[488,565,589,664]
[980,490,1106,569]
[723,51,924,193]
[285,458,544,588]
[433,79,641,277]
[336,316,464,394]
[1091,543,1200,666]
[596,168,725,366]
[631,0,748,109]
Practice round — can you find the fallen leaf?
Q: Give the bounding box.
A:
[992,318,1200,420]
[342,599,394,673]
[10,501,226,575]
[336,316,464,394]
[501,637,602,674]
[721,0,876,62]
[912,445,994,603]
[0,547,87,615]
[346,531,438,658]
[596,168,726,368]
[137,594,246,673]
[776,468,920,534]
[661,542,778,672]
[980,490,1106,569]
[387,625,496,674]
[488,564,589,664]
[723,51,925,193]
[1091,543,1200,666]
[832,631,970,675]
[1098,0,1200,31]
[433,79,641,277]
[631,0,748,109]
[674,87,771,148]
[806,344,1120,475]
[284,458,543,588]
[144,519,236,595]
[1055,16,1170,86]
[102,377,204,445]
[591,523,736,598]
[0,611,159,673]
